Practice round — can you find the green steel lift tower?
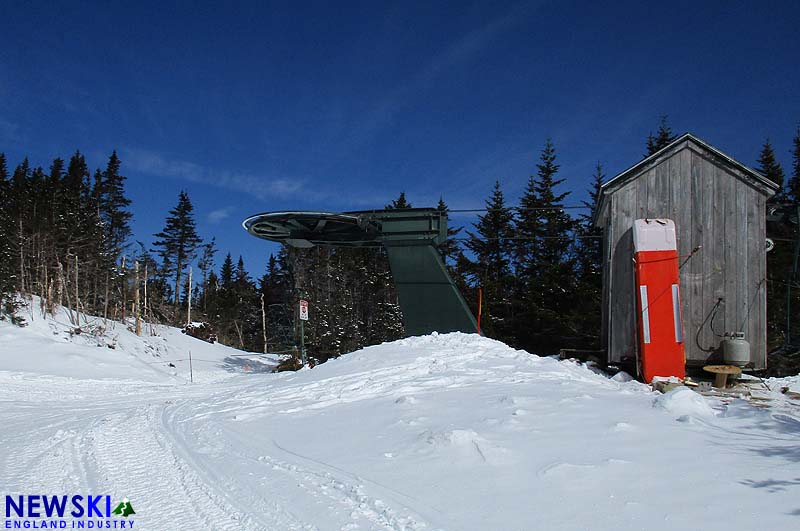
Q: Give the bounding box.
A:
[242,208,478,337]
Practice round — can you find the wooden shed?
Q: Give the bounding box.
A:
[594,133,779,371]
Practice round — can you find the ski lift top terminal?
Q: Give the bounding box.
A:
[243,208,478,337]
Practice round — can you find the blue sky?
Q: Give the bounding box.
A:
[2,0,799,275]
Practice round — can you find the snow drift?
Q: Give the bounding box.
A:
[1,308,799,530]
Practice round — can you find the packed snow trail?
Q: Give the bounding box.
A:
[2,313,800,530]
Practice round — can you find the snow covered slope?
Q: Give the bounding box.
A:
[0,300,279,383]
[1,309,799,530]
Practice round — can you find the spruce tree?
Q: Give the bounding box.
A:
[387,192,412,209]
[10,159,31,293]
[645,115,677,156]
[212,253,239,344]
[464,181,515,341]
[220,253,234,290]
[231,255,260,348]
[531,139,574,270]
[778,129,800,345]
[0,153,14,305]
[260,250,294,350]
[759,139,791,346]
[572,162,605,348]
[514,140,577,353]
[235,256,251,290]
[577,163,605,282]
[757,139,786,198]
[436,197,464,266]
[98,151,133,260]
[62,152,93,247]
[152,191,202,305]
[435,196,472,300]
[196,238,217,312]
[788,127,800,204]
[47,158,65,229]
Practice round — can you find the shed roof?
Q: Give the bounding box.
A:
[594,133,779,226]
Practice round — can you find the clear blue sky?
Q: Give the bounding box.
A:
[2,0,799,275]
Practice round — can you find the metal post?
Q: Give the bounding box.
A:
[186,266,193,325]
[787,205,800,346]
[188,350,193,383]
[299,319,307,365]
[134,261,141,336]
[477,287,483,335]
[260,292,267,354]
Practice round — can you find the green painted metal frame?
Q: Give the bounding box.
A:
[243,208,478,337]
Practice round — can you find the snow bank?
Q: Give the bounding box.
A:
[2,319,799,531]
[653,386,716,420]
[0,297,278,384]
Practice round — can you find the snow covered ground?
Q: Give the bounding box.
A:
[2,302,799,530]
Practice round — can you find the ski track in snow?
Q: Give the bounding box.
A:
[1,376,439,531]
[163,385,437,531]
[3,323,800,531]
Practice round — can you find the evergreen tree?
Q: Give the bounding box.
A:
[760,139,791,346]
[788,127,800,203]
[231,255,260,348]
[530,140,574,271]
[436,197,464,266]
[514,140,577,353]
[98,151,133,260]
[435,197,471,305]
[572,162,605,348]
[62,152,93,247]
[212,253,241,345]
[261,254,281,297]
[464,181,515,341]
[645,115,677,156]
[196,238,217,311]
[10,159,31,292]
[577,163,605,281]
[152,191,202,305]
[220,253,234,290]
[64,151,90,201]
[757,139,786,198]
[259,249,294,350]
[235,256,251,289]
[46,158,65,229]
[204,269,221,325]
[0,153,14,307]
[387,192,412,209]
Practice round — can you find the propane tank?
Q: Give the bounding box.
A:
[722,332,750,368]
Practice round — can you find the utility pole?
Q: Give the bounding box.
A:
[186,266,193,325]
[134,261,141,336]
[121,256,127,322]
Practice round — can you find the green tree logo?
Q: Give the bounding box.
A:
[112,498,135,517]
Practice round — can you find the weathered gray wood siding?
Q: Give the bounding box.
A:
[602,143,768,369]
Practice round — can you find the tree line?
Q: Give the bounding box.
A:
[1,117,799,360]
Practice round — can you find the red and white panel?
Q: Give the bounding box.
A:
[633,219,685,383]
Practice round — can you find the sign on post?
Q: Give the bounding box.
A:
[298,300,309,366]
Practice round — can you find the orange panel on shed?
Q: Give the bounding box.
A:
[633,219,685,383]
